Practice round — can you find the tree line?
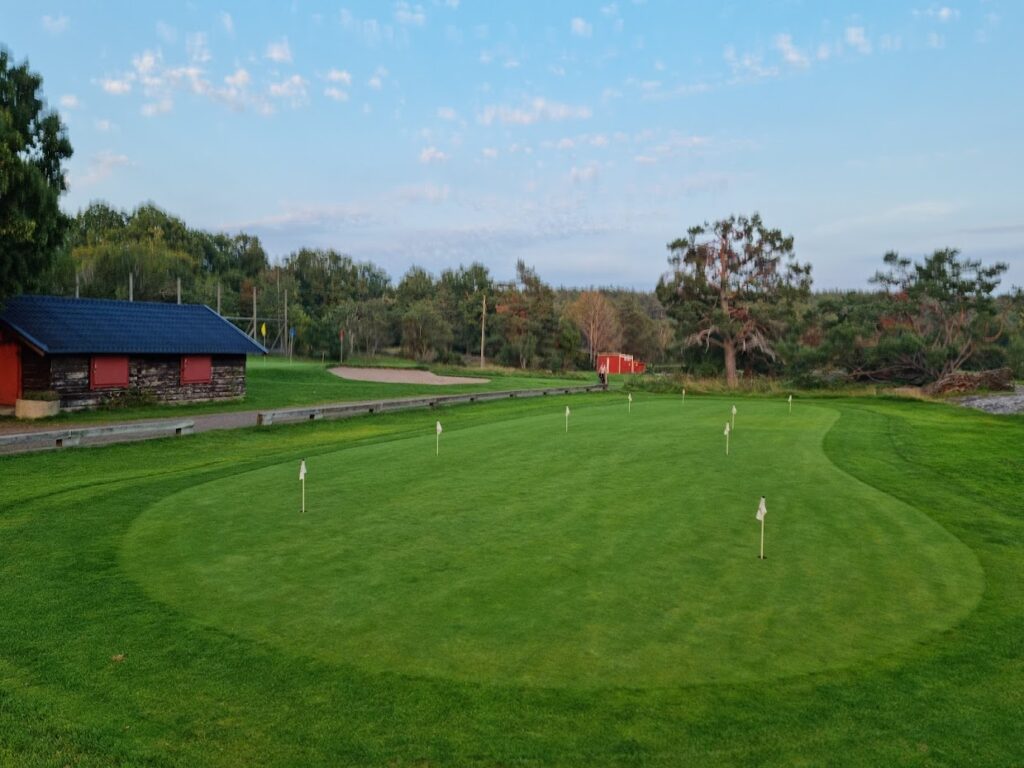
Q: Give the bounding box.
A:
[4,49,1022,388]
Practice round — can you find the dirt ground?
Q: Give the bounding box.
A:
[328,366,490,385]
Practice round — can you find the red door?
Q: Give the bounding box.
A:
[0,343,21,405]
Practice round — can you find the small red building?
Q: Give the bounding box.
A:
[597,352,646,375]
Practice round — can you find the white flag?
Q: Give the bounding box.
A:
[788,395,792,404]
[565,406,570,417]
[299,460,307,481]
[756,496,767,521]
[436,420,443,435]
[731,405,737,417]
[724,422,730,436]
[628,393,633,403]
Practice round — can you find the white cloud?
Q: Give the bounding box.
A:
[816,43,832,61]
[482,147,498,159]
[444,0,460,7]
[479,50,493,64]
[232,203,373,231]
[917,6,960,23]
[327,68,352,85]
[477,97,592,126]
[269,74,309,105]
[927,31,945,48]
[569,164,598,183]
[72,150,129,187]
[556,137,575,149]
[845,27,872,54]
[601,4,619,17]
[324,86,349,101]
[398,182,450,203]
[265,38,293,63]
[59,94,80,110]
[156,21,177,43]
[100,77,132,95]
[437,106,457,120]
[132,50,159,76]
[590,134,609,147]
[633,155,657,165]
[880,34,902,51]
[419,146,449,163]
[141,97,173,117]
[394,2,426,26]
[367,66,388,90]
[187,32,212,63]
[724,46,779,81]
[774,34,809,68]
[570,17,593,38]
[220,11,234,35]
[41,14,69,34]
[224,68,250,88]
[94,118,115,132]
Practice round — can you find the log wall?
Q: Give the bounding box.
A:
[48,355,247,410]
[20,349,51,392]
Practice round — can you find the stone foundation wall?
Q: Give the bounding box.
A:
[50,355,247,410]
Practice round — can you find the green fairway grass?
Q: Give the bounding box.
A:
[122,399,981,688]
[1,393,1022,766]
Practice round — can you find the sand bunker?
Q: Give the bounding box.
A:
[329,366,489,385]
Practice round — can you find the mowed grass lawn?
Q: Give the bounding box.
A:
[1,393,1022,766]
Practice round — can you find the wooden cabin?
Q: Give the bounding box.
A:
[0,295,266,412]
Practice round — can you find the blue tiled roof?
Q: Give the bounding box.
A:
[0,295,267,355]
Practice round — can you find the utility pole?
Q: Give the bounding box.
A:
[75,272,80,298]
[283,289,289,359]
[176,277,181,304]
[480,294,486,368]
[129,272,133,302]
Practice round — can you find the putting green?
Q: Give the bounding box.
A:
[122,398,982,688]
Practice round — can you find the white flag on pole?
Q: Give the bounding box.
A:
[731,404,737,428]
[788,394,793,413]
[628,393,633,403]
[724,422,730,436]
[436,421,443,435]
[299,459,307,480]
[565,405,571,417]
[756,496,767,521]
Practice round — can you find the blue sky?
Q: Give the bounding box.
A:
[3,1,1022,290]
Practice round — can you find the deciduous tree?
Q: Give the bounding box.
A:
[0,49,73,299]
[657,213,811,387]
[568,290,620,365]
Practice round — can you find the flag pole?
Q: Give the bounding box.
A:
[302,475,305,514]
[436,431,439,456]
[760,515,765,559]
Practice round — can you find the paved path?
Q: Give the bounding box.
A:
[0,410,261,455]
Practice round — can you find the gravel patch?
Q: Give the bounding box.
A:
[957,385,1024,415]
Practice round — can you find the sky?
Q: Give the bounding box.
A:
[2,1,1022,291]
